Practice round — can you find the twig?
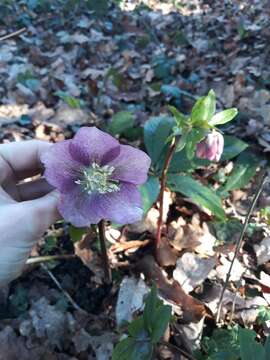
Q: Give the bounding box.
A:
[26,254,75,265]
[111,239,150,253]
[229,270,246,324]
[41,263,86,313]
[111,260,129,268]
[156,137,179,250]
[216,172,268,323]
[0,27,26,41]
[159,340,197,360]
[98,220,112,284]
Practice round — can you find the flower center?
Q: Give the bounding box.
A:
[75,162,120,194]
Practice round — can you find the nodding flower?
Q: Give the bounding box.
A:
[196,130,224,162]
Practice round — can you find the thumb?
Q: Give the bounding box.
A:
[26,190,61,236]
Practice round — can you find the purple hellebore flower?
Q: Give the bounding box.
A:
[41,127,151,227]
[196,131,224,162]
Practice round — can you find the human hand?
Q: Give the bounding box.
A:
[0,140,60,287]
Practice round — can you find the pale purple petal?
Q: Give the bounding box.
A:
[58,183,143,226]
[196,131,224,162]
[41,141,81,192]
[108,145,151,185]
[69,127,120,166]
[196,142,207,159]
[42,127,150,226]
[214,133,224,161]
[96,183,143,224]
[58,187,102,227]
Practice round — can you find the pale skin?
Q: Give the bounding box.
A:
[0,140,60,287]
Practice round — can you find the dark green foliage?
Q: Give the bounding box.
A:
[139,176,160,213]
[168,175,226,221]
[112,286,171,360]
[197,326,270,360]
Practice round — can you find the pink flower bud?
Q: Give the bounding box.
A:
[196,131,224,162]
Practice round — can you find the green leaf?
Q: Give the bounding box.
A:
[139,176,160,213]
[200,326,240,360]
[123,127,142,141]
[108,111,135,136]
[239,327,265,360]
[257,306,270,324]
[264,335,270,356]
[210,219,243,244]
[191,89,216,125]
[144,116,174,167]
[128,316,145,337]
[175,128,190,153]
[209,108,238,126]
[168,105,187,127]
[150,304,171,343]
[221,136,248,161]
[142,286,171,344]
[68,226,87,243]
[167,149,209,174]
[185,128,206,160]
[112,337,153,360]
[143,285,158,334]
[55,91,82,108]
[8,286,29,317]
[219,151,258,196]
[43,235,57,253]
[168,175,226,220]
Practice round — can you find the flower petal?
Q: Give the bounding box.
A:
[58,183,143,226]
[96,183,143,224]
[41,141,81,192]
[58,187,102,227]
[69,127,120,166]
[109,144,151,185]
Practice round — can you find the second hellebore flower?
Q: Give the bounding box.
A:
[41,127,151,227]
[196,130,224,162]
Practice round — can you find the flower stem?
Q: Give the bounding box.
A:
[156,137,178,250]
[97,220,112,284]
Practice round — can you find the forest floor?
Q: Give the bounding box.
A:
[0,0,270,359]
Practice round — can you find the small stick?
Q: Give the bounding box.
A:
[111,239,150,253]
[229,270,246,324]
[26,254,75,265]
[41,263,86,313]
[98,220,112,284]
[216,172,268,323]
[0,27,26,41]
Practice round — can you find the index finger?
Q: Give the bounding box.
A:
[0,140,51,180]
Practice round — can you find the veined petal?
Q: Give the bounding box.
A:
[97,183,143,224]
[58,183,143,227]
[69,127,120,166]
[58,187,102,227]
[41,141,81,192]
[109,144,151,185]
